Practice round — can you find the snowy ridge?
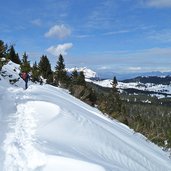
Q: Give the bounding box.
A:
[88,79,171,97]
[67,67,97,79]
[0,61,171,171]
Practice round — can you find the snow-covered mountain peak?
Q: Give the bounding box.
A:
[67,67,97,78]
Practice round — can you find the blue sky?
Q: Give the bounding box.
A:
[1,0,171,73]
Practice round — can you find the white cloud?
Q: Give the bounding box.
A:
[144,0,171,8]
[47,43,73,56]
[69,47,171,73]
[103,30,130,36]
[86,1,116,29]
[133,47,171,57]
[98,66,112,70]
[128,67,142,71]
[148,30,171,42]
[45,24,71,39]
[31,19,42,26]
[76,34,92,38]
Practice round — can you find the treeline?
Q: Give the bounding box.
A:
[87,82,171,150]
[123,76,171,85]
[0,40,21,69]
[122,96,171,149]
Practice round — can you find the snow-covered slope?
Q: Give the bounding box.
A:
[0,61,32,89]
[0,62,171,171]
[89,79,171,96]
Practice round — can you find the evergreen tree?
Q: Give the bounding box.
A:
[78,71,86,86]
[56,54,65,71]
[71,69,78,85]
[31,61,40,82]
[112,76,118,88]
[15,53,21,64]
[0,40,8,59]
[38,55,53,84]
[54,54,68,86]
[7,45,21,64]
[0,40,8,70]
[20,52,31,72]
[0,59,2,71]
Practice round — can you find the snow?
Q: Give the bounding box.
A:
[88,79,171,97]
[67,67,97,79]
[0,57,6,62]
[0,61,171,171]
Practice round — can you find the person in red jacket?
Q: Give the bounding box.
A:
[20,72,29,89]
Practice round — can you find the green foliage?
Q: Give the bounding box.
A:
[112,76,118,88]
[0,61,2,71]
[54,54,69,87]
[71,69,86,86]
[6,45,21,64]
[0,40,8,70]
[55,54,65,71]
[97,90,123,118]
[38,55,53,83]
[20,52,31,73]
[0,40,8,58]
[70,84,97,106]
[71,69,79,85]
[46,72,54,84]
[31,62,40,82]
[78,71,86,86]
[121,92,171,149]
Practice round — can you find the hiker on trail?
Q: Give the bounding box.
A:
[20,72,29,89]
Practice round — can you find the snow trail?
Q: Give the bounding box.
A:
[3,98,46,171]
[2,89,105,171]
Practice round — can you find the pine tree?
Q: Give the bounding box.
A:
[7,45,21,64]
[0,60,2,71]
[38,55,53,84]
[71,69,78,85]
[112,76,118,88]
[78,71,86,86]
[15,53,21,64]
[0,40,7,58]
[20,52,31,72]
[54,54,68,86]
[0,40,8,71]
[31,62,40,82]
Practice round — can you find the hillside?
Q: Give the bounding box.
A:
[0,61,171,171]
[123,76,171,85]
[67,67,97,79]
[88,79,171,98]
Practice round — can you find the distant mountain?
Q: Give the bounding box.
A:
[66,66,171,83]
[95,70,171,80]
[66,67,97,79]
[123,76,171,85]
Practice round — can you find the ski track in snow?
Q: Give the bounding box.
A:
[3,90,46,171]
